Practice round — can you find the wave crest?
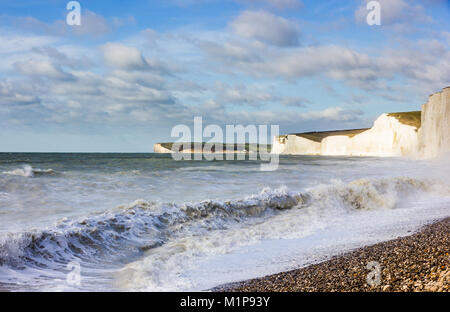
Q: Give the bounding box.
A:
[2,165,55,177]
[0,176,445,271]
[307,177,433,211]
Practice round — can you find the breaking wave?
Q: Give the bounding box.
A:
[0,176,446,273]
[2,165,55,177]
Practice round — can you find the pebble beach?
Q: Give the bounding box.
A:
[217,217,450,292]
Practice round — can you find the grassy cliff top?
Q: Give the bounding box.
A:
[387,111,421,129]
[291,129,370,143]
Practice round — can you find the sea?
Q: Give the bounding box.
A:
[0,152,449,291]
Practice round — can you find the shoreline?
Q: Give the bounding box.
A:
[214,217,449,292]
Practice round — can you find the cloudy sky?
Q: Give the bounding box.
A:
[0,0,449,152]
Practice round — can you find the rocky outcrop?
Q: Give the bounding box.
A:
[418,87,450,158]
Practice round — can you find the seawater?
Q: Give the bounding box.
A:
[0,153,449,291]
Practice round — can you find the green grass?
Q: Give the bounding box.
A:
[387,111,421,129]
[291,129,370,143]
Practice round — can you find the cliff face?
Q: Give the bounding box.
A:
[154,143,174,153]
[273,113,421,157]
[272,135,321,155]
[332,114,419,157]
[273,87,450,158]
[418,87,450,158]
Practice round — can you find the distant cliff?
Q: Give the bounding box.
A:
[273,87,450,158]
[153,142,271,154]
[273,112,420,157]
[154,143,174,153]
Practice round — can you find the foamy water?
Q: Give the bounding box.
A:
[0,153,449,291]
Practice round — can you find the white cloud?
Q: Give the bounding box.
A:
[238,0,303,10]
[355,0,431,26]
[7,10,131,37]
[230,11,300,46]
[100,43,149,70]
[31,46,93,69]
[0,81,40,106]
[1,7,448,142]
[200,40,262,65]
[266,45,374,79]
[72,10,110,36]
[300,107,363,122]
[198,32,450,98]
[212,82,310,108]
[222,106,364,130]
[15,59,73,80]
[111,16,136,28]
[215,82,274,105]
[13,16,67,36]
[262,0,302,9]
[0,32,56,54]
[280,96,311,107]
[204,44,379,85]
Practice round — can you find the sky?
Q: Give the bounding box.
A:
[0,0,449,152]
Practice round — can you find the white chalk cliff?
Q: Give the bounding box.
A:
[418,87,450,158]
[154,143,174,153]
[273,87,450,158]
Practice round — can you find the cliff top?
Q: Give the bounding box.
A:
[292,129,370,143]
[387,111,421,129]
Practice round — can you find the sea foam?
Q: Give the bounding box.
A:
[0,176,446,281]
[2,165,55,177]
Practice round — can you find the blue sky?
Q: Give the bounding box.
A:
[0,0,449,152]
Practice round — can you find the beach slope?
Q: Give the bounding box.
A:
[217,218,450,292]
